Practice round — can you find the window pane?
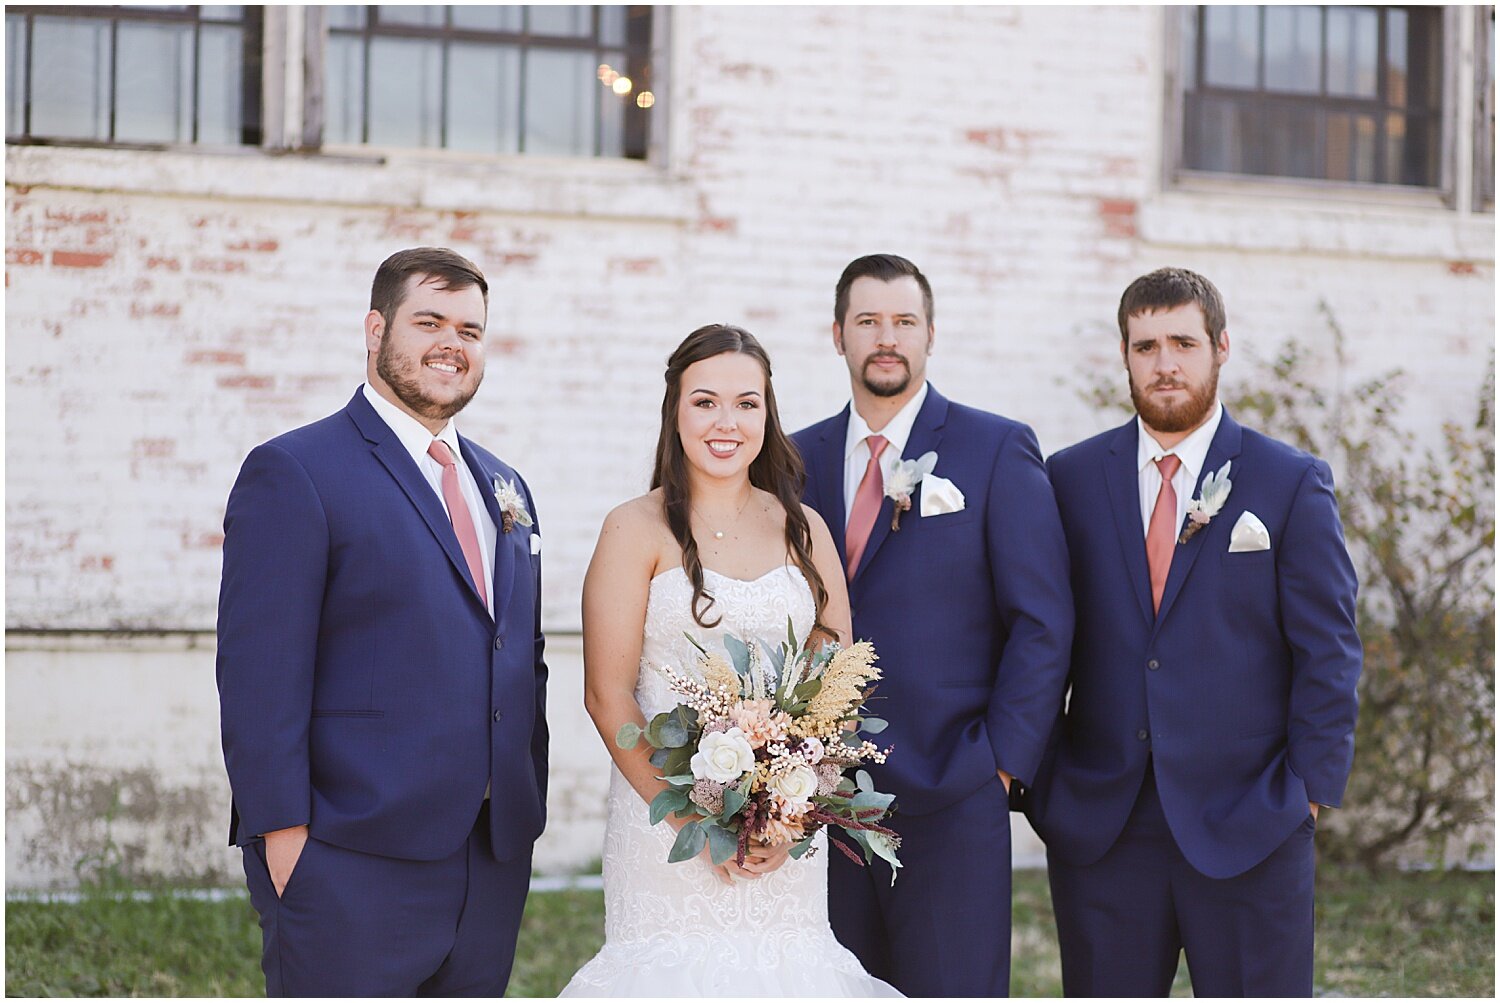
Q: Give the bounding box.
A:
[1186,93,1248,173]
[1386,8,1408,107]
[600,5,627,47]
[527,5,590,37]
[446,41,519,153]
[197,23,243,145]
[1259,102,1320,179]
[200,6,243,21]
[1180,6,1198,89]
[30,16,112,140]
[1327,6,1378,98]
[524,48,595,155]
[6,15,26,137]
[599,48,626,156]
[367,36,443,148]
[451,6,522,32]
[115,21,194,143]
[326,33,366,143]
[377,6,445,28]
[1204,6,1259,89]
[327,6,367,30]
[1264,6,1320,94]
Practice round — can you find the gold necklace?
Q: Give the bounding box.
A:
[693,491,753,541]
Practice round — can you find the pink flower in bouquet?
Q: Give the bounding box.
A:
[759,813,807,847]
[728,698,790,749]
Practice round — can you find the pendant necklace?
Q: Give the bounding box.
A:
[695,491,753,541]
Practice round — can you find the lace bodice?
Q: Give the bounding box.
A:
[634,565,817,718]
[560,563,899,997]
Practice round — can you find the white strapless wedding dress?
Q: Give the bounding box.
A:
[560,565,901,998]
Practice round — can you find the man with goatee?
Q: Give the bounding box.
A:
[1030,267,1361,996]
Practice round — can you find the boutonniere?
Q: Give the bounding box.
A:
[492,475,534,533]
[1178,460,1232,544]
[885,451,938,531]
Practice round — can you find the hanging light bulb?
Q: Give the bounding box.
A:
[612,76,633,96]
[636,91,655,109]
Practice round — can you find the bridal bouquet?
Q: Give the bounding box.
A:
[617,621,901,876]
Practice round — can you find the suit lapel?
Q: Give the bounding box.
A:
[1154,411,1244,628]
[460,436,513,624]
[346,391,491,621]
[812,410,851,569]
[852,388,949,583]
[1104,420,1155,627]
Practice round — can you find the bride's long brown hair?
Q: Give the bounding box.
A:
[651,324,829,631]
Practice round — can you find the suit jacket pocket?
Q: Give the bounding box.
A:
[311,709,384,719]
[1219,548,1274,566]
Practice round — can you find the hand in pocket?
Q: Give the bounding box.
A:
[265,825,309,898]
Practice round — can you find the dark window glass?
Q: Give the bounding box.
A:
[323,5,655,159]
[1477,7,1495,210]
[6,6,262,146]
[1182,5,1443,188]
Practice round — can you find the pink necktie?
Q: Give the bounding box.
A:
[1146,454,1182,614]
[845,435,889,581]
[427,440,489,609]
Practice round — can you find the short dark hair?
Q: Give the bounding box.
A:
[1117,267,1226,342]
[370,247,488,326]
[834,254,934,328]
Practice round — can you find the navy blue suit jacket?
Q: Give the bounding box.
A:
[793,387,1074,815]
[217,389,548,863]
[1032,411,1360,878]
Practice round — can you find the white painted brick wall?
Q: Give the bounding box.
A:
[5,6,1492,885]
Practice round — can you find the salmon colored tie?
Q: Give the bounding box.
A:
[1146,454,1182,614]
[845,435,889,581]
[427,439,488,609]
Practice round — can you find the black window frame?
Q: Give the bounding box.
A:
[1174,4,1447,191]
[5,5,264,148]
[317,5,655,159]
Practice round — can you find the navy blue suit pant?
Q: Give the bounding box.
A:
[830,774,1012,997]
[241,802,531,997]
[1047,769,1315,997]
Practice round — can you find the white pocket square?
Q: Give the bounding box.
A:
[529,533,543,556]
[1228,511,1270,552]
[920,474,966,516]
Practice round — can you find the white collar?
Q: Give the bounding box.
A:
[1136,401,1224,483]
[844,381,930,462]
[362,383,463,466]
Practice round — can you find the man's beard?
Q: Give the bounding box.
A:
[860,353,912,398]
[376,340,481,421]
[1130,362,1219,434]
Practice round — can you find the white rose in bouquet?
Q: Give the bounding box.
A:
[690,727,755,783]
[767,763,820,809]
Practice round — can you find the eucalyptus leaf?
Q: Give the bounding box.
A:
[649,747,669,769]
[855,769,875,793]
[662,745,694,778]
[860,717,889,735]
[682,631,707,655]
[721,785,748,818]
[659,716,690,748]
[865,830,903,885]
[723,634,751,676]
[836,776,858,794]
[788,836,815,859]
[793,679,823,702]
[851,790,895,813]
[668,820,706,863]
[660,774,696,785]
[649,787,690,826]
[706,823,738,865]
[615,721,642,750]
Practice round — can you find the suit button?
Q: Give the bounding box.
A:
[1137,729,1149,741]
[1147,659,1160,671]
[493,709,503,722]
[494,636,504,651]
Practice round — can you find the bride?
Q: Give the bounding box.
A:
[560,325,900,997]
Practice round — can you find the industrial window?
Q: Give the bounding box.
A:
[1177,5,1444,188]
[319,5,656,158]
[5,5,263,146]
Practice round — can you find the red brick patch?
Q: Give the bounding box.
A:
[218,374,273,389]
[186,350,245,366]
[53,250,112,268]
[146,256,182,271]
[227,239,279,253]
[1448,260,1479,276]
[7,248,43,265]
[1097,198,1138,239]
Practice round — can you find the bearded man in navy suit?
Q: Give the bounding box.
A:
[217,248,547,996]
[793,254,1074,996]
[1032,267,1361,996]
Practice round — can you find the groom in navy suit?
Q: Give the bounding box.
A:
[793,254,1073,996]
[1033,267,1361,996]
[217,248,547,995]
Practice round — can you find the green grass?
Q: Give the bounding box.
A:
[6,869,1492,997]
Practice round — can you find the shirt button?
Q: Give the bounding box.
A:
[493,709,503,722]
[494,636,504,651]
[1147,659,1160,671]
[1137,729,1149,741]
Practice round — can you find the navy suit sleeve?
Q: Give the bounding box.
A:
[1278,459,1361,807]
[521,476,550,809]
[985,425,1075,788]
[216,443,328,841]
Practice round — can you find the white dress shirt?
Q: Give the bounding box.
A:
[363,383,496,616]
[1136,401,1224,538]
[842,382,931,527]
